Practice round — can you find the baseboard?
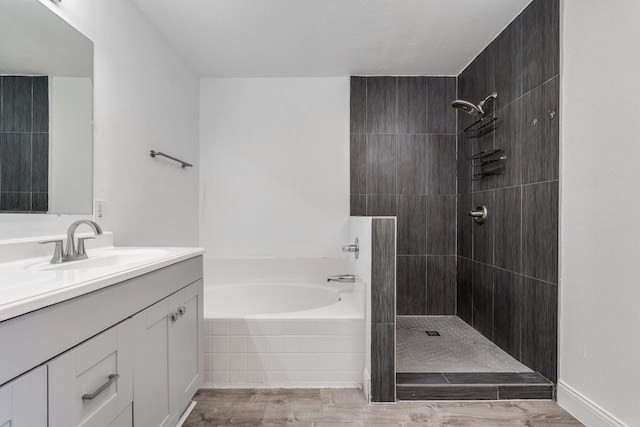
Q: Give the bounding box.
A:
[175,401,197,427]
[200,382,362,389]
[557,381,628,427]
[363,367,371,403]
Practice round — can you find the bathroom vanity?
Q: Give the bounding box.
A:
[0,235,204,427]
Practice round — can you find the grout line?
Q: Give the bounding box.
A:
[458,255,558,287]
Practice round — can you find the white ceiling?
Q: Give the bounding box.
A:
[132,0,532,77]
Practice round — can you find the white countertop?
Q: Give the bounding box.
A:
[0,242,204,322]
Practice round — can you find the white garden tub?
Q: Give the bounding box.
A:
[201,258,365,388]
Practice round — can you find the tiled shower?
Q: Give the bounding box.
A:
[351,0,559,399]
[0,76,49,213]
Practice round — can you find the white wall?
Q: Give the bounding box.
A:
[199,78,350,258]
[559,1,640,426]
[49,77,93,215]
[0,0,199,246]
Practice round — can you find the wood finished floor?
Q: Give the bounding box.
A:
[185,388,584,426]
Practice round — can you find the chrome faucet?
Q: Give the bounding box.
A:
[40,220,103,264]
[65,220,103,261]
[327,274,355,283]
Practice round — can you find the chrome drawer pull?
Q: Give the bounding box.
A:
[178,306,186,316]
[82,374,119,401]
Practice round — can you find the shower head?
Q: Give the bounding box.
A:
[451,99,483,116]
[451,92,498,116]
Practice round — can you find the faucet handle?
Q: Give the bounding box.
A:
[39,240,64,264]
[76,237,95,258]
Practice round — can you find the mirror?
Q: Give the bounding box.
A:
[0,0,93,214]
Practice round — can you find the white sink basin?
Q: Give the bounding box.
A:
[25,248,172,272]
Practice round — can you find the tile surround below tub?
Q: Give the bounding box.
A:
[203,318,365,388]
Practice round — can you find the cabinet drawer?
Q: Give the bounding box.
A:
[49,319,134,427]
[0,366,47,427]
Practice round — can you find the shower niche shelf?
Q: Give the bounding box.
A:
[464,116,497,139]
[469,149,507,180]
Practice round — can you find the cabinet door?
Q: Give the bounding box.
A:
[48,319,134,427]
[0,366,47,427]
[168,280,203,418]
[133,298,172,427]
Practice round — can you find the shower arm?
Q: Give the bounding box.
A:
[478,92,498,109]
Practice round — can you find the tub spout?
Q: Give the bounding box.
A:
[327,275,355,283]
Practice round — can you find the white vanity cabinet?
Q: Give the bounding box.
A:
[48,320,134,427]
[0,366,47,427]
[133,280,203,427]
[0,255,204,427]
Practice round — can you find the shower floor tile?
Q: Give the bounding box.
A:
[396,315,530,373]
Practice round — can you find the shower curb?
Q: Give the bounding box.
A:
[396,372,553,401]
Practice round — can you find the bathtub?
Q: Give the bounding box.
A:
[201,258,365,388]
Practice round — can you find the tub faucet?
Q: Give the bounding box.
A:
[327,275,355,283]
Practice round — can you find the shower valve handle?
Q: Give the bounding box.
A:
[342,238,360,259]
[469,205,488,224]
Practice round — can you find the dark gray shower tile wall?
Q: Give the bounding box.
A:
[397,195,426,256]
[397,256,426,315]
[366,134,396,194]
[372,218,397,324]
[427,78,457,133]
[397,77,427,134]
[371,218,396,402]
[522,0,560,94]
[1,76,33,132]
[366,77,397,134]
[456,0,559,382]
[0,76,49,213]
[350,75,457,316]
[426,256,456,315]
[426,195,455,255]
[397,135,427,194]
